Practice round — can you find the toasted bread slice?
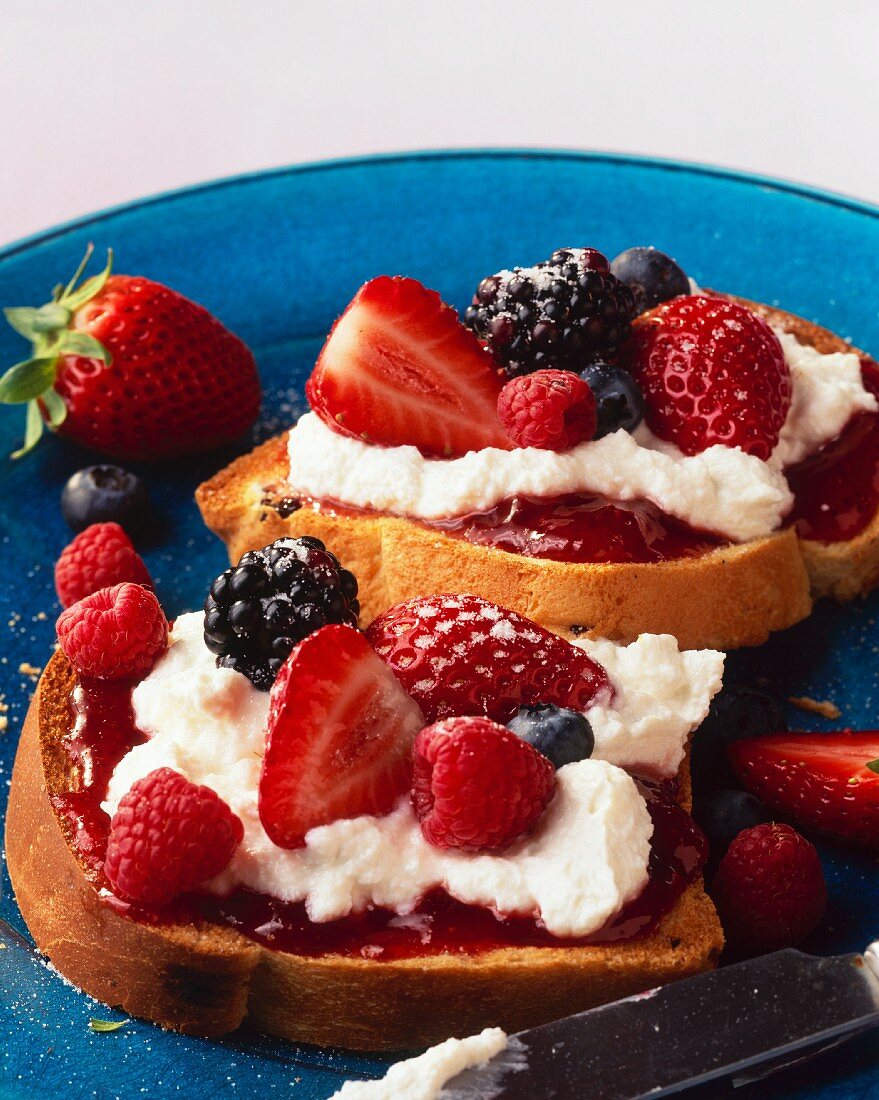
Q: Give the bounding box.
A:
[196,300,879,648]
[6,652,723,1050]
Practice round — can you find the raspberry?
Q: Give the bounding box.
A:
[104,767,244,904]
[54,522,152,608]
[412,716,556,852]
[710,823,827,952]
[56,582,168,679]
[497,369,597,450]
[622,296,792,460]
[464,248,635,377]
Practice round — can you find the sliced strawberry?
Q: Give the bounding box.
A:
[365,594,612,724]
[306,276,511,458]
[259,625,425,849]
[729,730,879,849]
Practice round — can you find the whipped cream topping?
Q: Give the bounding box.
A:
[285,326,876,543]
[330,1028,511,1100]
[103,615,721,936]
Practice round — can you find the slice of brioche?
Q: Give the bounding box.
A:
[6,652,722,1050]
[197,299,879,648]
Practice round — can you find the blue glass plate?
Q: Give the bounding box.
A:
[0,151,877,1099]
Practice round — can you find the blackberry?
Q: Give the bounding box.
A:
[463,247,636,378]
[203,536,360,690]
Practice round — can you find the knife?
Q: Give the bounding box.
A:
[440,941,879,1099]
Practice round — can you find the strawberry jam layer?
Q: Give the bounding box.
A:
[56,674,707,959]
[270,492,725,564]
[787,358,879,542]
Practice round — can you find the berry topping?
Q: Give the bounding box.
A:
[259,625,424,849]
[497,369,597,450]
[463,247,635,378]
[690,685,787,791]
[366,594,611,724]
[104,767,244,905]
[729,730,879,849]
[578,361,645,438]
[56,582,168,679]
[710,823,827,951]
[622,296,792,460]
[306,276,509,458]
[507,704,595,769]
[54,522,153,609]
[1,247,260,460]
[412,716,556,852]
[610,247,690,315]
[60,464,150,534]
[694,789,771,860]
[204,537,360,691]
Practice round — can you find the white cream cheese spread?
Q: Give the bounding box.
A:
[103,614,722,936]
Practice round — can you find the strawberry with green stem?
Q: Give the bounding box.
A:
[1,245,261,460]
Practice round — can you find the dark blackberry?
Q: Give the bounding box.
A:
[463,247,636,378]
[203,536,360,690]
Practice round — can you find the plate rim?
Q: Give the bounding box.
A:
[2,147,879,263]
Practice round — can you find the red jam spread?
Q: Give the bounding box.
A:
[55,674,706,959]
[786,358,879,543]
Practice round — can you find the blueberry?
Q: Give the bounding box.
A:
[60,465,149,535]
[690,685,787,792]
[508,704,594,769]
[579,361,645,437]
[695,789,772,859]
[610,247,689,315]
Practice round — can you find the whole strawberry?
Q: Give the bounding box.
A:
[711,823,827,952]
[622,295,791,461]
[1,247,261,459]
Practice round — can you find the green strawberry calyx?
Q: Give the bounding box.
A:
[0,245,114,457]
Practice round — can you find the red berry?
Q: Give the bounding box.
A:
[622,295,791,460]
[56,582,168,679]
[365,594,612,724]
[104,767,243,905]
[2,250,261,460]
[412,716,556,852]
[729,730,879,849]
[497,369,597,450]
[306,276,511,458]
[54,522,152,608]
[711,823,827,951]
[258,624,425,849]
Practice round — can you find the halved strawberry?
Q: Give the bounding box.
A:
[365,594,613,724]
[729,730,879,849]
[258,624,425,849]
[306,276,511,458]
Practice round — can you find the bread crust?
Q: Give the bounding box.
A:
[6,652,722,1050]
[196,299,879,644]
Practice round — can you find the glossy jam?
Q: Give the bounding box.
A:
[430,493,725,564]
[60,677,707,959]
[787,358,879,542]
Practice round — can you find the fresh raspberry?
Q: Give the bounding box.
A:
[622,295,792,460]
[54,522,152,608]
[711,823,827,952]
[412,716,556,852]
[104,767,244,905]
[366,594,612,724]
[497,369,597,450]
[56,582,168,679]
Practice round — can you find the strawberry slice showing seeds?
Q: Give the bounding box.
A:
[258,624,424,849]
[365,593,612,724]
[306,276,511,458]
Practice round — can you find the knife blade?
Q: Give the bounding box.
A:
[440,942,879,1099]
